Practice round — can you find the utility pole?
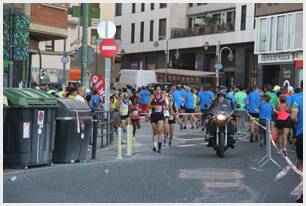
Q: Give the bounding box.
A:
[165,39,169,83]
[81,3,89,90]
[63,38,67,84]
[216,41,221,89]
[8,8,14,88]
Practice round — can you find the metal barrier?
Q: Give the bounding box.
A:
[91,110,115,159]
[247,112,303,177]
[235,110,250,141]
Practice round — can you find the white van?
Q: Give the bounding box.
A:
[115,70,157,89]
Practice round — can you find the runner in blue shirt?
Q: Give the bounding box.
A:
[172,86,182,111]
[244,85,262,142]
[138,87,151,115]
[290,80,303,203]
[198,85,214,133]
[182,87,195,129]
[257,94,273,149]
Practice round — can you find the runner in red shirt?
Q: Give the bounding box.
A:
[130,99,141,143]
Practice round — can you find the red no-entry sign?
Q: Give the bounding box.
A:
[99,39,119,58]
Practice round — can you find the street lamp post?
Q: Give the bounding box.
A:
[215,41,234,89]
[154,36,169,83]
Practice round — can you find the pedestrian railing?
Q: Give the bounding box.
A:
[91,110,115,159]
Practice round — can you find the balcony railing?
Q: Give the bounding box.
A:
[171,23,235,39]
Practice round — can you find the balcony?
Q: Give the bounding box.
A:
[171,23,235,39]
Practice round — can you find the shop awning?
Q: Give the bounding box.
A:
[154,68,217,78]
[295,60,303,69]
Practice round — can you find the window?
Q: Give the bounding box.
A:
[115,3,122,16]
[140,22,144,42]
[256,3,261,8]
[255,12,303,53]
[267,3,272,6]
[45,40,54,51]
[151,3,154,10]
[131,23,135,43]
[189,3,193,7]
[141,3,145,12]
[258,18,268,52]
[159,18,167,38]
[160,3,167,8]
[150,20,154,41]
[132,3,136,13]
[276,16,285,51]
[212,14,221,25]
[197,3,207,6]
[241,5,246,30]
[91,3,99,8]
[115,25,121,40]
[269,17,274,51]
[226,11,235,24]
[294,12,303,49]
[188,17,193,28]
[91,29,98,45]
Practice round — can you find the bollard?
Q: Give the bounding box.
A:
[91,118,98,159]
[129,124,134,154]
[117,127,122,159]
[126,124,132,156]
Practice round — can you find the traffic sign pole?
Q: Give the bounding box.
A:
[81,3,89,91]
[105,22,111,112]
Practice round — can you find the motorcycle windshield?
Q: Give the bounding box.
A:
[213,100,233,115]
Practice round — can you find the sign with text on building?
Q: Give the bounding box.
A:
[258,53,293,64]
[91,74,105,97]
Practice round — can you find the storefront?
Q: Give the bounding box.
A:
[258,52,302,88]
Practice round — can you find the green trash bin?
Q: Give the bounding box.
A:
[3,88,58,168]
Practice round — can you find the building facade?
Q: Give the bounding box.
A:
[115,3,257,89]
[31,3,117,85]
[254,3,303,88]
[3,3,68,87]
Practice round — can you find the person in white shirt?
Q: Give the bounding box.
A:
[75,87,86,104]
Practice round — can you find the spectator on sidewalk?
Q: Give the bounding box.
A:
[75,86,86,104]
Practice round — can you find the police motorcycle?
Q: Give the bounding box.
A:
[206,92,238,158]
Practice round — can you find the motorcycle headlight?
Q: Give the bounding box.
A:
[216,114,226,121]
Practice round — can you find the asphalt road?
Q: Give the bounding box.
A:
[3,122,300,203]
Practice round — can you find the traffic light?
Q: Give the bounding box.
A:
[40,69,45,80]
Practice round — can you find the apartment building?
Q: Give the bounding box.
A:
[31,3,117,84]
[115,3,256,88]
[254,3,303,87]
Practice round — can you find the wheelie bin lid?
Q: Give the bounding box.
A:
[3,95,8,107]
[57,98,91,112]
[3,88,57,107]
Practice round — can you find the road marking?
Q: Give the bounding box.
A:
[176,142,207,148]
[175,138,205,141]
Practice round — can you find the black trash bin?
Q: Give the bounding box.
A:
[3,88,58,168]
[52,99,93,163]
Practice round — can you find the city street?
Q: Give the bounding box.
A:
[4,122,300,203]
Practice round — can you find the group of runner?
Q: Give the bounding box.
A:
[113,81,303,164]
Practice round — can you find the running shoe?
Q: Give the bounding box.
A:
[282,149,288,156]
[152,147,157,152]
